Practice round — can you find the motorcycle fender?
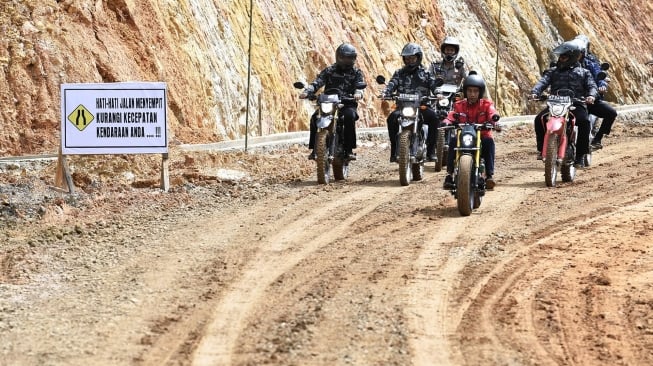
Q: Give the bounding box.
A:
[317,116,333,129]
[399,118,416,129]
[546,117,564,134]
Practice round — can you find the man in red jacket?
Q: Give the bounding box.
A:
[441,73,501,190]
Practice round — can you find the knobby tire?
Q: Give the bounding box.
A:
[457,155,474,216]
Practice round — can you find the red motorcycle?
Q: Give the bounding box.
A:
[533,90,586,187]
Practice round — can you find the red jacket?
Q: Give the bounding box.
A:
[443,99,499,138]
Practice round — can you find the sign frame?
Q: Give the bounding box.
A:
[60,82,168,155]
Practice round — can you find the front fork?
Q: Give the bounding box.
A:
[318,115,337,162]
[452,129,484,194]
[397,117,427,161]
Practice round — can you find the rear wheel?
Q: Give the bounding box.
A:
[315,130,330,184]
[561,160,576,182]
[456,155,474,216]
[332,135,348,181]
[412,162,424,181]
[434,128,445,172]
[398,129,412,186]
[544,135,559,187]
[332,157,349,181]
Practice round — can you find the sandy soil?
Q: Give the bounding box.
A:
[1,114,653,366]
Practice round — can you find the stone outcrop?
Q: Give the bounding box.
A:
[1,0,652,155]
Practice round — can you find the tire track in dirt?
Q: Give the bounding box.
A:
[453,134,653,365]
[406,145,546,365]
[191,183,412,366]
[230,174,458,365]
[136,186,365,365]
[458,196,653,365]
[138,184,391,365]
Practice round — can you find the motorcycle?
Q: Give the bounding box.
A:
[532,90,589,187]
[294,81,367,184]
[445,114,499,216]
[376,75,442,186]
[433,83,459,172]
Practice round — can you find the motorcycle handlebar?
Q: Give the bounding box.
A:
[301,93,357,102]
[377,94,437,103]
[528,94,590,104]
[440,122,500,131]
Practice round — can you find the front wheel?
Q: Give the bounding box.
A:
[315,130,331,184]
[544,135,559,187]
[398,129,412,186]
[434,128,446,172]
[456,155,475,216]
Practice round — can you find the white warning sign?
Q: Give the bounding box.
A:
[61,82,167,154]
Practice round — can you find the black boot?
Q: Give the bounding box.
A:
[390,144,397,163]
[443,174,454,189]
[591,136,603,150]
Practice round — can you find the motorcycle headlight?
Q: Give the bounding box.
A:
[402,106,417,117]
[438,98,449,107]
[320,102,335,114]
[461,133,474,147]
[548,103,565,116]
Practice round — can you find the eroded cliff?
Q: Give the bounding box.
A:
[1,0,652,155]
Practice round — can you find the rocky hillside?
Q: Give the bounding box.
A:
[1,0,652,155]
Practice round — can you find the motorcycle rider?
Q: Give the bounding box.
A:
[382,42,442,162]
[300,43,365,160]
[530,41,598,167]
[441,73,501,190]
[573,34,617,149]
[429,36,467,88]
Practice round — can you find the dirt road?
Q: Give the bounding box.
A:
[1,113,653,365]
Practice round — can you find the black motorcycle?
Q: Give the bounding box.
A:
[376,75,441,186]
[433,83,459,172]
[294,81,367,184]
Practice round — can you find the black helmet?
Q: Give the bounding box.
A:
[335,43,357,70]
[553,41,581,69]
[401,43,423,70]
[440,36,460,62]
[462,74,486,98]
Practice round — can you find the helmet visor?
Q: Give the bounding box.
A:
[337,55,356,67]
[403,55,418,64]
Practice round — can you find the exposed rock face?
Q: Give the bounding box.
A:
[1,0,652,155]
